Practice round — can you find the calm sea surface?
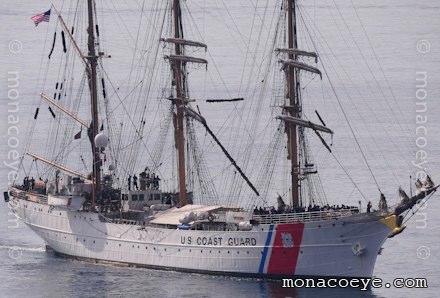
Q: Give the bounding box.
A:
[1,1,439,297]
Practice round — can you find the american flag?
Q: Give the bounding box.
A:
[31,9,51,26]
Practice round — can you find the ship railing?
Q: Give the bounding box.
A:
[111,218,142,225]
[98,214,144,226]
[10,188,48,205]
[37,195,48,205]
[252,208,358,224]
[212,211,252,223]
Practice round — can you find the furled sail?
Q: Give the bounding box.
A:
[280,59,322,78]
[165,55,208,65]
[393,176,438,216]
[415,178,423,191]
[277,115,333,134]
[185,106,206,124]
[275,48,318,63]
[160,38,207,50]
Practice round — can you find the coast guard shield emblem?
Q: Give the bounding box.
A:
[281,232,294,248]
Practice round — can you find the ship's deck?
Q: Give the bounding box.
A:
[10,187,360,226]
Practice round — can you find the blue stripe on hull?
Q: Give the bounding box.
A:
[258,224,274,273]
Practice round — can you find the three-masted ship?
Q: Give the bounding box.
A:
[5,0,438,279]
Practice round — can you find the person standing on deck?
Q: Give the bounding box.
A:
[367,201,372,213]
[133,175,138,190]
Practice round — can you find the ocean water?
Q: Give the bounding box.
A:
[1,0,439,297]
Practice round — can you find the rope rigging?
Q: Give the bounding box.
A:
[298,6,412,189]
[13,0,431,216]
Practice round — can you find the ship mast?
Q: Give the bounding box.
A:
[173,0,187,206]
[87,0,101,207]
[287,0,300,208]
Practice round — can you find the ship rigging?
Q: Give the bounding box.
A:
[4,0,438,279]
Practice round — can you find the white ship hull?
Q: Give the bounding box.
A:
[8,196,396,278]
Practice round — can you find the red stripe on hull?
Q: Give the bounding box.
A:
[267,223,305,275]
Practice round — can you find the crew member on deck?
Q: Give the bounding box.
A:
[367,201,372,213]
[23,177,29,190]
[128,175,132,191]
[133,174,138,190]
[153,175,160,189]
[146,173,150,189]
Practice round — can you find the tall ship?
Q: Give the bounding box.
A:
[5,0,438,279]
